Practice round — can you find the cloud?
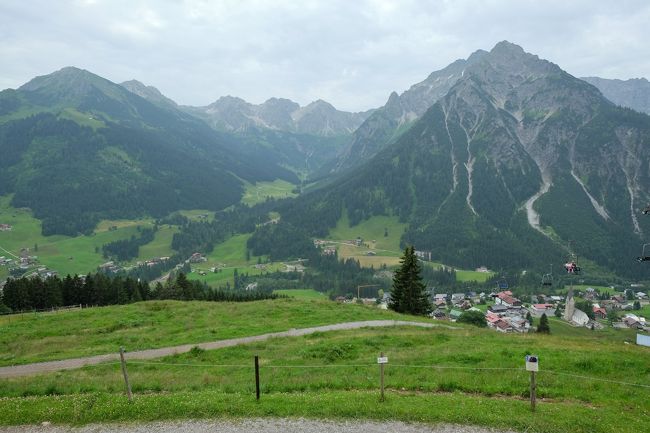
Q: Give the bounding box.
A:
[0,0,649,111]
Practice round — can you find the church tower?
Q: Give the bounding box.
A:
[563,287,575,322]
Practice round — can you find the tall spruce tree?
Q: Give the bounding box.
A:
[389,246,431,315]
[537,313,551,334]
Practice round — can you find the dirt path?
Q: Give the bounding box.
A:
[0,320,455,378]
[0,419,517,433]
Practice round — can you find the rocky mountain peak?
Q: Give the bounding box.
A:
[121,79,178,108]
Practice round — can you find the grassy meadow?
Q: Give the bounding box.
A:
[0,304,647,432]
[273,289,327,300]
[327,211,495,281]
[185,233,285,286]
[241,180,297,206]
[0,195,181,276]
[0,299,416,366]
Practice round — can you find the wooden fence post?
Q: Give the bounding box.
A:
[119,347,133,402]
[255,355,260,400]
[530,370,536,412]
[380,351,385,401]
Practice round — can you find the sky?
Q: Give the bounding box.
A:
[1,0,649,112]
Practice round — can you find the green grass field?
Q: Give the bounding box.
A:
[0,304,647,432]
[242,180,297,206]
[0,195,221,277]
[328,211,407,253]
[185,234,286,286]
[137,225,178,260]
[273,289,327,300]
[327,212,494,282]
[0,195,152,275]
[0,299,414,366]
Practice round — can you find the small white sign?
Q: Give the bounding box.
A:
[525,355,539,372]
[377,357,388,364]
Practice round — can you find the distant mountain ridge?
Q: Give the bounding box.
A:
[0,67,296,235]
[184,96,373,137]
[581,76,650,114]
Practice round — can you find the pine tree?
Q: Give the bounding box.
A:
[389,246,431,315]
[537,313,551,334]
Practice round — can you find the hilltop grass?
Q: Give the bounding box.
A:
[0,325,647,432]
[242,180,297,206]
[0,299,417,366]
[273,289,327,300]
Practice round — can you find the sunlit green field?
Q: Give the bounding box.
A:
[242,180,297,206]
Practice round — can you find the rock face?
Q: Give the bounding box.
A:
[285,41,650,279]
[120,80,178,110]
[185,96,372,137]
[333,49,488,172]
[581,76,650,114]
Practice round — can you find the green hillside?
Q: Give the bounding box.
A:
[0,298,415,366]
[0,299,646,432]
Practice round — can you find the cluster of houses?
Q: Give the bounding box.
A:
[137,256,171,268]
[314,239,338,256]
[0,224,12,231]
[485,291,531,333]
[99,261,121,273]
[427,286,649,333]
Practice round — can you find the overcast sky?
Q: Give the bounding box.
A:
[1,0,649,111]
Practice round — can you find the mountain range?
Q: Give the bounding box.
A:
[581,76,650,115]
[281,41,650,279]
[2,42,650,279]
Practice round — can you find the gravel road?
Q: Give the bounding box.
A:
[0,418,517,433]
[0,320,456,378]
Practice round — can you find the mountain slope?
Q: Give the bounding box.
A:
[0,67,296,235]
[331,49,488,173]
[282,42,650,279]
[581,76,650,114]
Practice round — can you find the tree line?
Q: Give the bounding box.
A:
[0,272,280,313]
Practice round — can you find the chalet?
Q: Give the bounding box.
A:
[434,293,448,302]
[430,309,447,320]
[611,294,626,304]
[495,291,522,308]
[636,292,648,300]
[189,253,207,263]
[530,304,556,317]
[449,309,463,322]
[451,293,466,305]
[434,299,447,308]
[486,313,501,328]
[488,304,509,314]
[366,251,376,256]
[494,319,513,333]
[593,306,607,320]
[0,224,12,231]
[322,247,336,256]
